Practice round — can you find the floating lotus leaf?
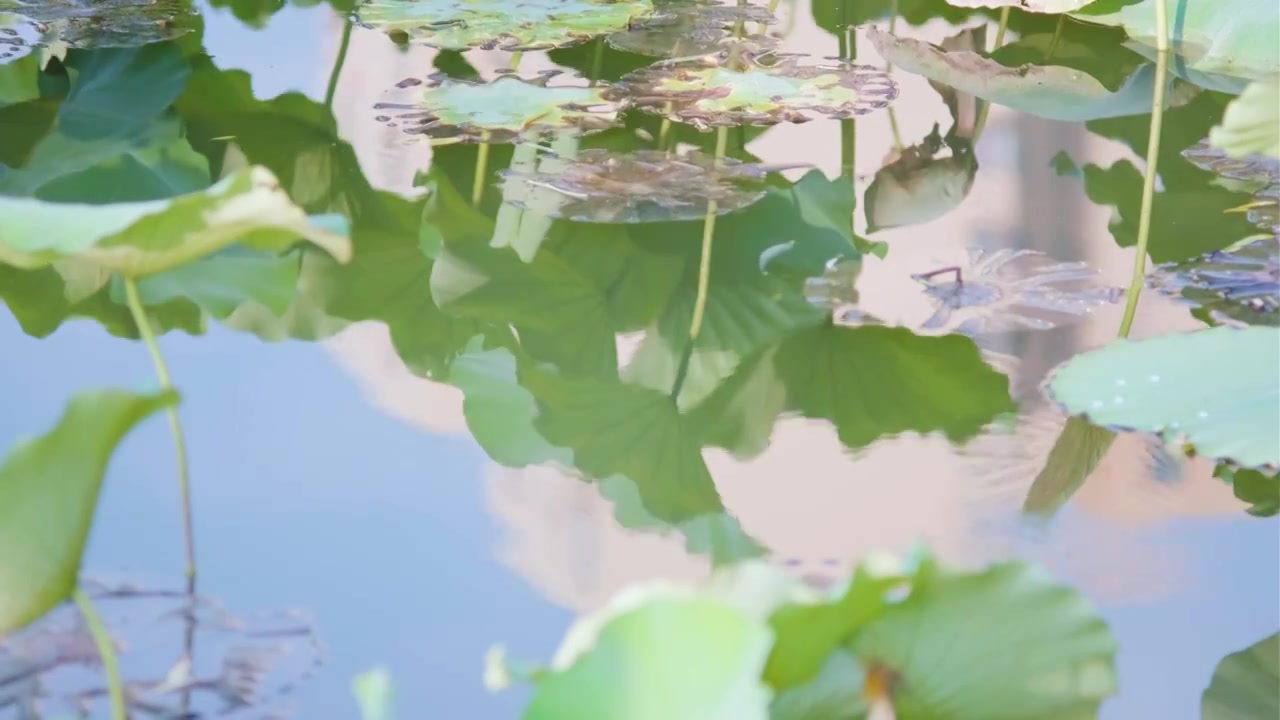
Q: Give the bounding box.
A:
[0,582,322,716]
[374,72,625,144]
[606,1,777,59]
[1149,238,1280,326]
[617,55,898,130]
[1047,325,1280,471]
[0,0,194,57]
[499,148,773,223]
[354,0,654,51]
[912,248,1122,335]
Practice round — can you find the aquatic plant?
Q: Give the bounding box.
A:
[0,0,194,61]
[498,147,774,223]
[606,0,777,58]
[354,0,653,50]
[1149,238,1280,327]
[616,54,898,130]
[911,248,1122,335]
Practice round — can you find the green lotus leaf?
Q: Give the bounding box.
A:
[499,148,771,223]
[0,0,195,53]
[1047,325,1280,471]
[1072,0,1280,93]
[525,579,780,720]
[1210,78,1280,160]
[374,73,625,144]
[606,1,777,59]
[847,556,1118,719]
[0,389,176,633]
[943,0,1091,10]
[1215,464,1280,517]
[0,166,352,276]
[867,26,1201,122]
[1022,417,1116,519]
[1148,238,1279,327]
[1202,631,1280,720]
[618,56,898,130]
[355,0,654,51]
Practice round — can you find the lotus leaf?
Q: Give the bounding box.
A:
[1047,325,1280,471]
[1202,631,1280,720]
[0,166,352,277]
[1149,238,1280,327]
[617,56,898,130]
[1210,78,1280,160]
[865,124,978,232]
[499,148,772,223]
[1072,0,1280,93]
[846,557,1118,719]
[0,390,175,634]
[0,582,322,715]
[943,0,1092,10]
[374,72,625,144]
[355,0,654,51]
[606,1,777,58]
[867,26,1201,123]
[0,0,194,54]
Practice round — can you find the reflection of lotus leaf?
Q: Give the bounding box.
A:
[355,0,654,51]
[0,0,194,54]
[912,248,1122,335]
[0,583,322,716]
[499,148,771,223]
[617,57,898,130]
[374,73,625,144]
[1182,140,1280,234]
[1149,238,1280,326]
[607,1,777,58]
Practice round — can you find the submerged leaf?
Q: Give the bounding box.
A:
[374,72,625,144]
[617,55,898,130]
[1047,325,1280,471]
[0,166,352,276]
[1201,631,1280,720]
[355,0,653,51]
[1149,238,1280,327]
[0,390,175,634]
[775,323,1016,449]
[912,248,1122,335]
[0,583,322,715]
[499,148,771,223]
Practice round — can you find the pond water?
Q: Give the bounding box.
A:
[1,1,1277,719]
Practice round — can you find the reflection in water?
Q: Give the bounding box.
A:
[0,582,319,718]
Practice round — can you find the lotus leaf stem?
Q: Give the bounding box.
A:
[75,588,127,720]
[658,114,673,150]
[973,6,1012,140]
[508,51,523,70]
[689,126,730,341]
[1118,0,1168,337]
[122,277,196,594]
[325,19,353,110]
[473,133,491,206]
[1045,14,1066,62]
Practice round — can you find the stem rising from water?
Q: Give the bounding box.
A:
[123,277,196,592]
[75,588,127,720]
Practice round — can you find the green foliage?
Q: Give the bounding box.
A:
[1202,632,1280,720]
[499,553,1118,719]
[0,389,176,634]
[1216,464,1280,517]
[1048,326,1280,471]
[1210,78,1280,160]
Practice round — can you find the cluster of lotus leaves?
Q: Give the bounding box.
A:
[354,0,654,50]
[0,0,194,62]
[499,148,775,223]
[616,54,899,130]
